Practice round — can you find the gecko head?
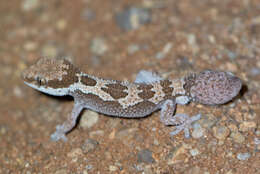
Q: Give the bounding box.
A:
[185,70,242,105]
[22,58,80,96]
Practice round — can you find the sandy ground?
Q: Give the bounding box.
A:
[0,0,259,173]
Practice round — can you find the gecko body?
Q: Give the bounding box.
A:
[22,58,242,141]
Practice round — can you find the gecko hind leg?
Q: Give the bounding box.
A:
[160,99,201,138]
[50,102,84,142]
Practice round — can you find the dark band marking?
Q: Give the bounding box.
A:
[101,83,128,99]
[160,80,173,97]
[81,75,97,86]
[105,83,128,91]
[137,84,155,100]
[47,59,80,88]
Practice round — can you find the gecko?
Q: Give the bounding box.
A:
[22,58,242,142]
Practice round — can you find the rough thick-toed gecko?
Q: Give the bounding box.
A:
[22,58,242,141]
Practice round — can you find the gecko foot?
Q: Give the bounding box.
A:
[50,125,68,142]
[169,113,201,138]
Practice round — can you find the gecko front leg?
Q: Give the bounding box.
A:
[50,100,84,142]
[160,99,201,138]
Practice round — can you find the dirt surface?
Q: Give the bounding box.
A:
[1,0,260,173]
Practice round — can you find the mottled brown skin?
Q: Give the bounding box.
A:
[22,58,80,89]
[22,58,242,142]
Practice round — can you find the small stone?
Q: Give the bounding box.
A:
[212,125,230,140]
[67,148,83,158]
[24,41,38,51]
[56,19,67,30]
[82,139,99,153]
[109,165,118,172]
[116,7,151,31]
[89,130,104,137]
[13,86,23,98]
[42,44,59,58]
[155,42,173,59]
[225,50,237,60]
[185,166,202,174]
[85,164,93,170]
[225,62,238,71]
[143,165,153,174]
[230,131,245,143]
[189,148,200,156]
[22,0,40,11]
[239,121,257,132]
[192,123,206,139]
[187,34,196,45]
[82,8,96,21]
[228,124,238,132]
[237,152,251,160]
[167,145,187,165]
[198,114,218,129]
[80,110,99,129]
[137,149,155,163]
[90,37,108,56]
[54,169,68,174]
[127,44,140,54]
[250,68,260,76]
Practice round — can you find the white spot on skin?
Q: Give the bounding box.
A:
[170,79,186,96]
[118,84,143,109]
[148,82,165,104]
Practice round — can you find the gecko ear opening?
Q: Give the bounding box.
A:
[189,70,242,105]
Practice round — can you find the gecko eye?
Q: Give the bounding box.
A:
[36,77,45,86]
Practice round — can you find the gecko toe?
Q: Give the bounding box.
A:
[50,132,68,142]
[169,113,201,138]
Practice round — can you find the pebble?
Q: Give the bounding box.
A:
[109,165,118,172]
[185,166,202,174]
[212,125,230,140]
[250,67,260,76]
[230,131,245,143]
[13,86,23,98]
[56,19,67,31]
[137,149,155,163]
[192,123,206,139]
[239,121,257,132]
[41,44,59,58]
[24,41,38,51]
[54,169,68,174]
[89,130,104,137]
[79,110,99,129]
[82,138,99,153]
[22,0,40,11]
[167,144,187,165]
[90,37,108,56]
[236,152,251,160]
[81,8,96,21]
[127,44,140,54]
[67,148,83,158]
[189,148,200,156]
[225,49,237,60]
[155,42,173,59]
[198,114,218,129]
[115,7,151,31]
